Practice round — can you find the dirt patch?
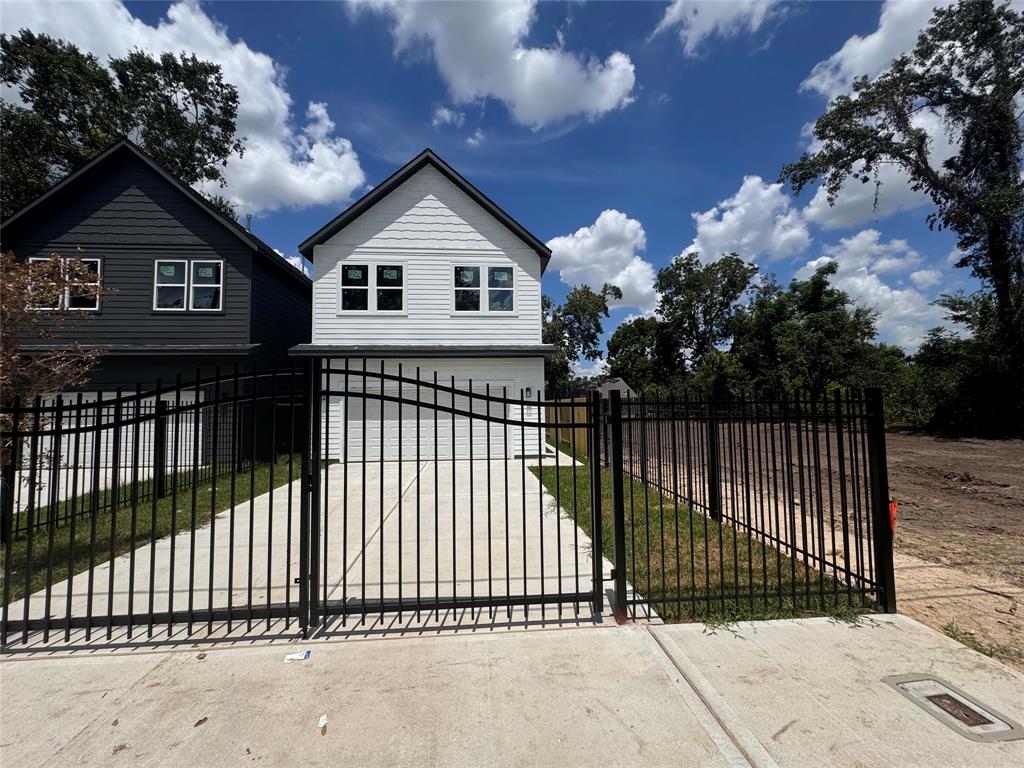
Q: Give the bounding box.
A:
[885,431,1024,669]
[886,432,1024,587]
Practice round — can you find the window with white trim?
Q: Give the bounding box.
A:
[487,265,514,312]
[453,265,480,312]
[339,263,404,312]
[29,256,102,311]
[190,260,223,311]
[154,260,188,310]
[153,259,223,311]
[453,264,515,312]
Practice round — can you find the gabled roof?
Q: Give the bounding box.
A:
[298,148,552,271]
[1,138,310,288]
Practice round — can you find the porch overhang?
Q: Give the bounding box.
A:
[288,344,556,359]
[20,343,263,357]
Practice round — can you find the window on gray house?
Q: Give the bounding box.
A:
[154,260,188,310]
[190,261,223,310]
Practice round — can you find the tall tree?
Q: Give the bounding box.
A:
[606,316,661,393]
[1,30,245,219]
[781,0,1024,366]
[606,316,680,394]
[542,283,622,398]
[655,252,758,372]
[732,264,877,396]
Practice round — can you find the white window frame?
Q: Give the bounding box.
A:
[28,256,102,311]
[153,259,189,312]
[188,259,224,312]
[337,261,407,315]
[28,256,63,311]
[451,263,516,315]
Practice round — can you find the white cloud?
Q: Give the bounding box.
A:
[274,248,313,277]
[651,0,783,56]
[353,0,635,128]
[572,358,608,378]
[466,128,485,147]
[431,106,465,128]
[688,176,810,262]
[910,268,942,290]
[802,0,954,99]
[797,229,945,350]
[546,209,658,314]
[2,0,366,214]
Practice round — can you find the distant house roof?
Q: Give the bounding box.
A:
[0,138,310,289]
[578,377,636,398]
[298,148,552,271]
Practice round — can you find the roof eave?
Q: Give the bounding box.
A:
[298,149,552,271]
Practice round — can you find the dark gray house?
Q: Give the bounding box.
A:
[1,139,311,391]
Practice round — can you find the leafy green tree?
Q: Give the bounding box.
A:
[655,252,758,372]
[913,291,1023,434]
[732,264,877,396]
[542,283,622,398]
[606,316,679,393]
[1,30,245,219]
[689,350,750,397]
[781,0,1024,368]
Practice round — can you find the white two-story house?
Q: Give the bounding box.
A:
[293,149,553,460]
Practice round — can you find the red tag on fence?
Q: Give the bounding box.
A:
[889,500,898,533]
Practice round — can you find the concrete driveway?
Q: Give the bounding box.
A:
[6,452,605,643]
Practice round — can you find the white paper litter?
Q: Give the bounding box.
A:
[284,650,311,663]
[318,714,328,729]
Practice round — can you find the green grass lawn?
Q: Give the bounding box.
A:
[532,453,873,623]
[2,455,302,604]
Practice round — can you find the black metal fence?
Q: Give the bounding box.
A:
[1,366,305,643]
[601,389,895,622]
[0,362,896,646]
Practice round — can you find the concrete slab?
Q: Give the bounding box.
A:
[0,626,738,768]
[653,614,1024,768]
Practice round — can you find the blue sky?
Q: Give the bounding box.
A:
[3,1,978,361]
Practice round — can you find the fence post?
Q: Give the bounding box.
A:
[608,390,628,624]
[1,397,20,549]
[588,391,604,615]
[864,387,897,613]
[299,359,314,636]
[706,398,721,520]
[308,357,323,629]
[154,400,168,498]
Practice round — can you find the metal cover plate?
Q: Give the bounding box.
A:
[883,674,1024,743]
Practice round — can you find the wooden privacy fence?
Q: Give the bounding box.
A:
[546,398,590,457]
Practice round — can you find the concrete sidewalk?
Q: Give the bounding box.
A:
[3,614,1023,767]
[0,625,738,768]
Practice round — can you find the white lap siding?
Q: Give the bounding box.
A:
[320,357,545,460]
[311,165,543,347]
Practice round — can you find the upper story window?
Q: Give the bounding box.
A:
[154,259,223,311]
[340,263,404,312]
[29,256,101,311]
[453,264,514,313]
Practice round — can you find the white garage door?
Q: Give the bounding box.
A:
[327,385,542,461]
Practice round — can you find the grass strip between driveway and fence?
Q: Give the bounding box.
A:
[2,455,302,604]
[531,453,874,623]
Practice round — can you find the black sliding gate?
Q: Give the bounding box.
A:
[1,359,895,646]
[305,360,604,629]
